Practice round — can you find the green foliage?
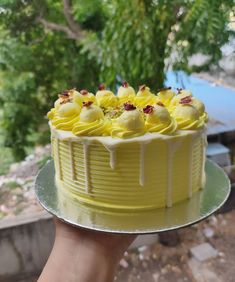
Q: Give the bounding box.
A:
[100,0,234,88]
[0,0,234,161]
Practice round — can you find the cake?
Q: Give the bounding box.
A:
[47,84,208,211]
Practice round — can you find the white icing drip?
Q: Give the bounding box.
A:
[188,136,194,198]
[200,132,208,188]
[102,144,117,169]
[82,140,92,193]
[139,141,151,187]
[139,143,146,186]
[69,141,76,180]
[109,149,116,169]
[56,138,62,180]
[166,139,183,208]
[51,136,54,158]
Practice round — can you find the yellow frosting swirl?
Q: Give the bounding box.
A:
[72,103,110,136]
[157,88,176,107]
[96,89,117,108]
[134,85,156,108]
[49,102,81,131]
[80,89,96,104]
[111,108,146,138]
[117,83,136,105]
[172,104,204,130]
[168,90,192,111]
[72,119,111,136]
[144,105,177,134]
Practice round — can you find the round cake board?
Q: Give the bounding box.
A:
[35,159,230,234]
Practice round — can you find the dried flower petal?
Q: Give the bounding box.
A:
[80,89,88,95]
[179,96,192,104]
[124,103,136,111]
[139,84,146,91]
[158,86,171,92]
[98,84,106,91]
[59,90,70,98]
[143,105,154,114]
[156,102,165,107]
[122,81,129,88]
[83,101,93,107]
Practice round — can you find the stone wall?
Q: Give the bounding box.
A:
[0,212,54,282]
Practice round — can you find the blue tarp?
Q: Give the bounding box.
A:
[166,71,235,136]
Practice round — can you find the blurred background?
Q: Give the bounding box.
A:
[0,1,234,281]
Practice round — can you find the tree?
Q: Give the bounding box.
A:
[100,0,235,88]
[0,0,234,160]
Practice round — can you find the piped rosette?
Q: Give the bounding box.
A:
[96,84,118,108]
[172,96,205,130]
[117,81,136,106]
[72,102,111,136]
[143,103,177,134]
[79,89,96,104]
[168,89,193,112]
[156,87,176,107]
[111,103,146,138]
[47,90,81,131]
[134,85,156,108]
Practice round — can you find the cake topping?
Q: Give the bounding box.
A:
[124,103,136,111]
[143,105,154,114]
[117,83,136,105]
[83,101,93,107]
[179,96,192,104]
[80,89,88,95]
[47,85,207,135]
[122,81,129,88]
[98,84,106,91]
[144,105,177,134]
[177,88,183,93]
[59,90,70,97]
[96,86,117,108]
[156,102,165,107]
[158,86,172,92]
[139,85,146,91]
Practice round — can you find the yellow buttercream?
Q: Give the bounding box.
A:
[80,90,96,103]
[134,86,156,108]
[157,88,176,107]
[50,102,81,131]
[172,104,204,130]
[96,89,118,108]
[72,119,111,136]
[72,104,110,136]
[168,90,192,112]
[111,109,146,138]
[47,108,56,119]
[117,83,136,105]
[145,105,177,134]
[70,90,83,107]
[79,104,104,122]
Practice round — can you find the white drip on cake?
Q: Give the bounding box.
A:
[69,141,76,180]
[51,124,206,206]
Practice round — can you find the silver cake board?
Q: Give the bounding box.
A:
[35,159,230,234]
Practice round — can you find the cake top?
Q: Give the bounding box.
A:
[47,83,208,138]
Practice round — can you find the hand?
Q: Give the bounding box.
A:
[38,219,136,282]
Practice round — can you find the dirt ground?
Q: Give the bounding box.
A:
[114,209,235,282]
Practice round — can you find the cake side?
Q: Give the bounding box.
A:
[51,128,206,210]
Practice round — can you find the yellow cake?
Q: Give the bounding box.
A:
[47,85,208,210]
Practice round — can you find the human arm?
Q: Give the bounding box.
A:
[38,219,136,282]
